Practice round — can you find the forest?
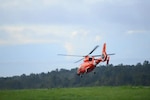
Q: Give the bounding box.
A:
[0,60,150,89]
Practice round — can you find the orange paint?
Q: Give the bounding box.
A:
[58,43,115,76]
[77,43,114,76]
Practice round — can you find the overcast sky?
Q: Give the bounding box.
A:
[0,0,150,77]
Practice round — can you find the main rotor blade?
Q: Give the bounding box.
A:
[107,53,115,55]
[92,53,115,57]
[88,45,99,55]
[58,54,84,57]
[74,58,84,63]
[92,55,101,57]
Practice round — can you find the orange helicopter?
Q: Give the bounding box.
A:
[58,43,115,76]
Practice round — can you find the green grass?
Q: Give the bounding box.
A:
[0,86,150,100]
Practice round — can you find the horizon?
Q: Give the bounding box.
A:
[0,60,149,77]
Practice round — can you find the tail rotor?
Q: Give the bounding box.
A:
[102,43,115,65]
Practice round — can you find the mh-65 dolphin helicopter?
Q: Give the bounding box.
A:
[58,43,115,76]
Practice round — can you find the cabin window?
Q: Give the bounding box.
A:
[89,58,92,61]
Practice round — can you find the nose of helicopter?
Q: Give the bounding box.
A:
[77,73,80,76]
[77,69,80,75]
[77,68,81,76]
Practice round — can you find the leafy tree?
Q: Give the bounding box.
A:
[0,60,150,89]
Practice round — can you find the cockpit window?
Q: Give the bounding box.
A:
[89,57,92,61]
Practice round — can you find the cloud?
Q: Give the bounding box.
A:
[0,0,149,57]
[1,0,149,29]
[0,0,44,8]
[0,0,84,10]
[95,35,101,42]
[0,25,100,47]
[71,31,78,38]
[126,30,147,34]
[0,25,101,60]
[64,42,74,54]
[0,25,71,45]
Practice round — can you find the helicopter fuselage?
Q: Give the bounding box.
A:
[77,56,102,75]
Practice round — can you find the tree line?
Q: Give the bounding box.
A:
[0,60,150,89]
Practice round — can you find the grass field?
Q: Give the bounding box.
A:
[0,86,150,100]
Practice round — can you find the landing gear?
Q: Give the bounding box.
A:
[77,73,83,78]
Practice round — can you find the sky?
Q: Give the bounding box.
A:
[0,0,150,77]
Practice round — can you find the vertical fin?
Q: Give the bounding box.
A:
[102,43,106,53]
[102,43,107,61]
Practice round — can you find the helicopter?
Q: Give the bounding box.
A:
[58,43,115,76]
